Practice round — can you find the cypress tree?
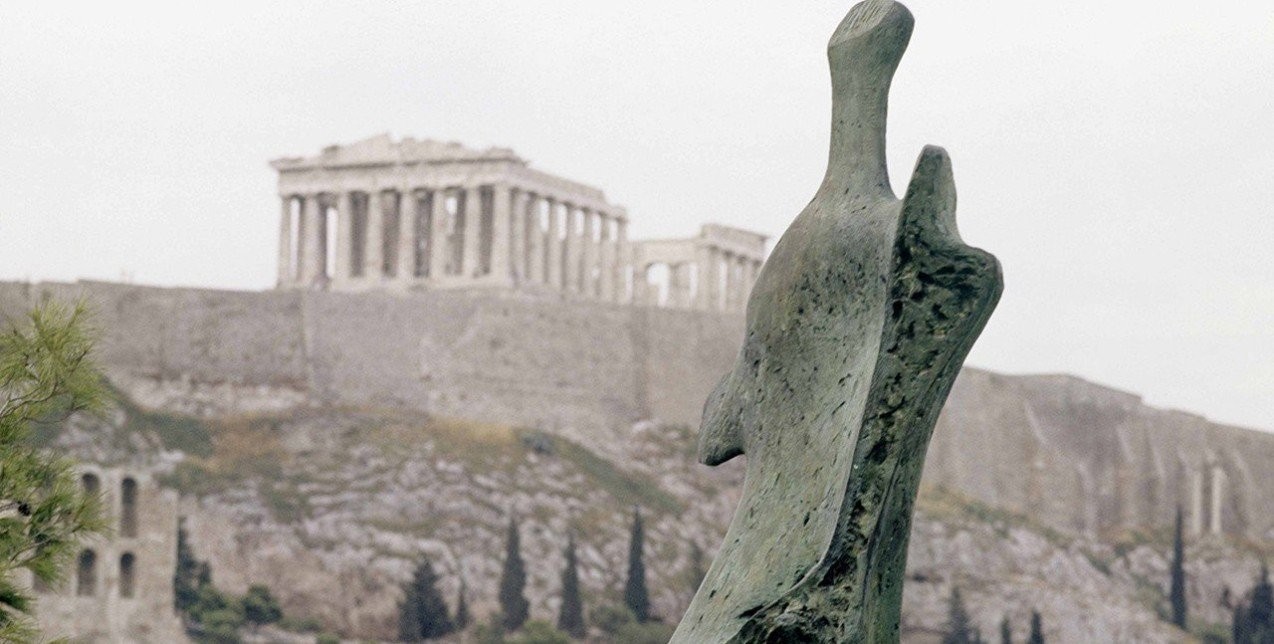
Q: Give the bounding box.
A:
[1170,505,1187,628]
[398,555,455,641]
[498,517,530,632]
[454,578,470,630]
[173,518,202,613]
[999,616,1012,644]
[1026,610,1044,644]
[1233,602,1245,644]
[557,534,586,638]
[942,586,975,644]
[624,508,650,623]
[1235,562,1274,643]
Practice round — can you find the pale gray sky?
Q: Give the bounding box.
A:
[1,1,1271,431]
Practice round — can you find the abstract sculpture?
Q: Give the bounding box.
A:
[671,2,1003,642]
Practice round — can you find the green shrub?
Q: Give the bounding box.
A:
[279,616,324,633]
[474,613,507,644]
[614,622,675,644]
[589,605,635,635]
[509,620,571,644]
[199,608,245,644]
[243,584,283,627]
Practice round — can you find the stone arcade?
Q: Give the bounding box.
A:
[272,135,768,312]
[29,467,184,642]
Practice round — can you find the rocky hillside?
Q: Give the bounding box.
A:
[43,391,1271,642]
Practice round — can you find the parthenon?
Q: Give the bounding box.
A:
[272,135,767,312]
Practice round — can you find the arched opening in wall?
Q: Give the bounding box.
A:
[415,191,434,277]
[81,472,100,498]
[76,550,97,596]
[478,186,495,276]
[321,198,336,279]
[645,263,671,307]
[446,190,464,276]
[383,191,402,278]
[121,477,138,538]
[119,553,136,598]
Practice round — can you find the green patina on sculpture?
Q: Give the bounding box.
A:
[671,2,1003,642]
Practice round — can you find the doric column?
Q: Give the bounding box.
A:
[732,253,748,311]
[614,217,629,303]
[526,195,544,284]
[598,215,614,301]
[695,244,713,310]
[334,192,354,282]
[545,198,562,289]
[461,185,481,278]
[490,184,513,283]
[580,208,597,297]
[708,247,724,310]
[364,190,384,280]
[428,189,449,279]
[509,189,528,283]
[671,262,694,308]
[299,194,323,286]
[397,190,418,282]
[720,251,735,311]
[277,196,293,287]
[561,202,579,292]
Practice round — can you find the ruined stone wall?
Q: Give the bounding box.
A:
[28,467,186,643]
[2,280,1270,541]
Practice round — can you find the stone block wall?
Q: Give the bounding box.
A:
[2,280,1270,541]
[28,467,186,643]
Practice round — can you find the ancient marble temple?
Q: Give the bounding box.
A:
[272,135,767,312]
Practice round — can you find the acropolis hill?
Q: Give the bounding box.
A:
[4,135,1273,602]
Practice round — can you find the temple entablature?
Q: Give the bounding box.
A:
[272,135,765,313]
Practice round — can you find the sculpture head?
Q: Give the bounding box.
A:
[822,0,915,196]
[828,0,913,71]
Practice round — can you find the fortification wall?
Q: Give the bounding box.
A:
[0,280,740,446]
[927,370,1274,541]
[2,280,1270,540]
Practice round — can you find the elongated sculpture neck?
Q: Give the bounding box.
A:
[823,0,914,198]
[672,2,1002,642]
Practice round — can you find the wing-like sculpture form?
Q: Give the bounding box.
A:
[672,2,1003,642]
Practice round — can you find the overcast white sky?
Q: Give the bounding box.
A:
[1,1,1271,431]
